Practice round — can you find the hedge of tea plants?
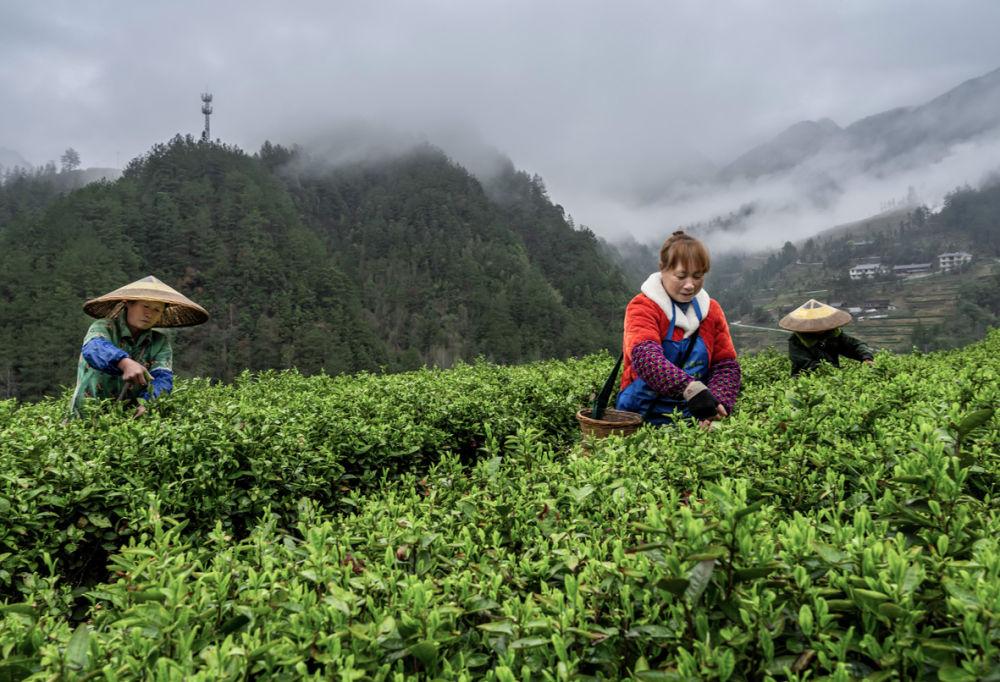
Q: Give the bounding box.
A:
[0,356,609,596]
[1,332,998,680]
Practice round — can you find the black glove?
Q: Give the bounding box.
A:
[683,381,719,420]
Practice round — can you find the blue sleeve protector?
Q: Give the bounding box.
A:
[81,338,128,374]
[140,367,173,400]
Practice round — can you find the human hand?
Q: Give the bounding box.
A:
[699,403,728,429]
[133,404,147,419]
[118,358,149,386]
[863,359,874,365]
[683,381,719,420]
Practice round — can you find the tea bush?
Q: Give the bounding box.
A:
[0,357,607,597]
[1,332,997,680]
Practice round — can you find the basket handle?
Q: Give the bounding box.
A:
[591,353,623,419]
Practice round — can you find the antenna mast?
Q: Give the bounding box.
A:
[200,92,213,142]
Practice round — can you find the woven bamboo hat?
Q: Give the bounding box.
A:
[778,299,852,333]
[83,275,209,328]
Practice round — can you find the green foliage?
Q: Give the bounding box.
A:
[1,332,998,679]
[277,145,631,369]
[0,355,610,599]
[1,138,632,400]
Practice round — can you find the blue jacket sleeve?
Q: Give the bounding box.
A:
[140,368,173,400]
[81,338,128,374]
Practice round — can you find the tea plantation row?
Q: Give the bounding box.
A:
[0,356,610,596]
[1,332,998,680]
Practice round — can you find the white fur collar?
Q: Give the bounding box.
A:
[640,272,711,338]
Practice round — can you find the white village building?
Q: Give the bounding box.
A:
[938,252,972,271]
[849,263,887,280]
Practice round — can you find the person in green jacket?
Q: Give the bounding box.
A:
[778,299,874,376]
[69,275,208,418]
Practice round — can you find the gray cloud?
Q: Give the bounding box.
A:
[3,0,1000,248]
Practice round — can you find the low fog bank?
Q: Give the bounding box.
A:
[275,117,1000,264]
[561,128,1000,256]
[269,118,515,186]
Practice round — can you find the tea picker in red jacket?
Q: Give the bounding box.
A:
[616,231,742,427]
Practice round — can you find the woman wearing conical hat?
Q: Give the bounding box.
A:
[779,299,873,377]
[69,276,208,418]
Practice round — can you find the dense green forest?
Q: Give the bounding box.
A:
[0,137,632,401]
[271,145,628,367]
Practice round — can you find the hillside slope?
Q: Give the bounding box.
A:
[0,137,632,400]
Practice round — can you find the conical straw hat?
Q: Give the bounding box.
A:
[83,275,209,328]
[778,299,852,333]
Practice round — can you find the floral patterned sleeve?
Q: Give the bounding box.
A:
[630,340,692,398]
[706,358,741,414]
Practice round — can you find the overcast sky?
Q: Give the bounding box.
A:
[3,1,1000,247]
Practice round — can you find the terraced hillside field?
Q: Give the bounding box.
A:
[731,260,999,354]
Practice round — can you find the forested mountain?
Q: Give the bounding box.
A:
[0,136,632,401]
[0,166,123,228]
[271,145,630,367]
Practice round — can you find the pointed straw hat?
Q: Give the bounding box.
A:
[778,299,852,333]
[83,275,209,327]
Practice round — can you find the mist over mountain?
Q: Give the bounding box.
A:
[604,66,1000,253]
[721,119,846,182]
[723,66,1000,182]
[0,147,31,171]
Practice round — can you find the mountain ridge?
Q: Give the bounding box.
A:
[721,66,1000,181]
[0,136,633,401]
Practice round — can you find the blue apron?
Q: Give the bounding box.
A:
[616,298,710,425]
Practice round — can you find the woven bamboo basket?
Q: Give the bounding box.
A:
[575,408,643,439]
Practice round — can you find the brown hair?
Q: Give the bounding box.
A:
[659,230,710,273]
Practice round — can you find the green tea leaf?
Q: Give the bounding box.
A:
[733,499,765,521]
[852,588,891,607]
[626,624,674,639]
[569,485,595,504]
[218,614,250,637]
[131,590,167,603]
[877,602,909,620]
[0,657,35,680]
[684,560,715,605]
[943,581,980,608]
[812,542,847,564]
[465,597,500,613]
[65,624,90,671]
[477,621,514,636]
[685,547,727,561]
[937,666,978,682]
[409,640,438,664]
[86,513,113,529]
[955,408,994,442]
[656,577,689,596]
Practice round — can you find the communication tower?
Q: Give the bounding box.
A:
[200,93,213,141]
